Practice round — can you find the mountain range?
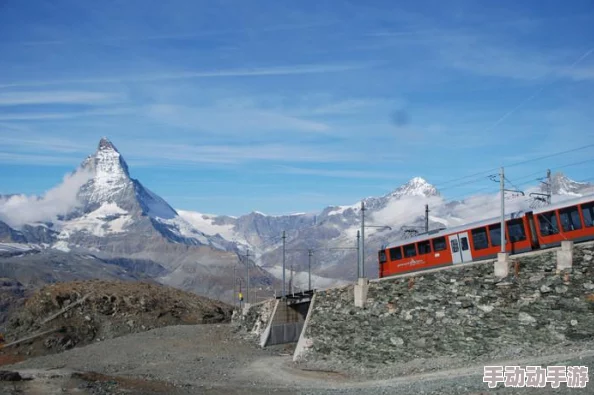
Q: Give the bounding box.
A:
[1,138,593,304]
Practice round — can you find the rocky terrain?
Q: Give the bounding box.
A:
[0,278,26,332]
[2,323,592,394]
[295,242,594,381]
[1,280,232,359]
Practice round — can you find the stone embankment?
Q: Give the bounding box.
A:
[232,299,277,346]
[293,242,594,377]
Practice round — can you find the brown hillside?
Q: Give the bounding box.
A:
[2,279,233,359]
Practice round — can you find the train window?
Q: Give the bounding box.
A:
[559,206,582,232]
[379,251,387,263]
[581,203,594,227]
[432,237,447,251]
[538,211,559,236]
[460,237,469,251]
[507,219,527,242]
[489,224,501,246]
[403,243,417,257]
[450,239,459,253]
[389,247,402,261]
[418,240,431,254]
[471,227,489,250]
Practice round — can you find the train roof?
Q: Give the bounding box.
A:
[384,211,526,249]
[531,193,594,214]
[383,192,594,250]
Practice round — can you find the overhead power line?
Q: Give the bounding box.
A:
[434,144,594,192]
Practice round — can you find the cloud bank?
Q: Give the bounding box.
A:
[0,168,93,228]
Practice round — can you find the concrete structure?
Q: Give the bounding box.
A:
[494,252,510,277]
[557,240,574,270]
[258,292,313,347]
[354,277,369,308]
[259,299,279,347]
[293,292,317,362]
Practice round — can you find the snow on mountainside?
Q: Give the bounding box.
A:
[547,172,594,197]
[49,137,225,252]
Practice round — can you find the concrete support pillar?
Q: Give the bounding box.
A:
[494,253,510,277]
[557,240,574,271]
[354,277,369,308]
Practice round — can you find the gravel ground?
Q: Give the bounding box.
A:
[2,324,593,394]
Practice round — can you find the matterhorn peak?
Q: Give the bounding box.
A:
[546,172,592,196]
[98,136,119,152]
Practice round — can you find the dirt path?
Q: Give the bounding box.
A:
[2,324,593,394]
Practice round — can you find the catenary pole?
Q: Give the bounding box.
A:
[425,204,429,233]
[245,248,250,303]
[282,231,286,298]
[500,167,506,253]
[360,201,366,278]
[308,249,312,291]
[356,230,360,278]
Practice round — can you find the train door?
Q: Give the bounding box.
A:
[448,232,472,264]
[448,234,462,264]
[458,231,472,262]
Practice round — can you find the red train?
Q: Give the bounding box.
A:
[378,193,594,278]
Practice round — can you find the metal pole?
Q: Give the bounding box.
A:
[245,248,250,304]
[500,167,506,253]
[233,265,236,308]
[356,230,360,278]
[290,251,294,295]
[547,169,552,205]
[425,204,429,233]
[360,201,366,278]
[282,231,286,298]
[308,249,312,291]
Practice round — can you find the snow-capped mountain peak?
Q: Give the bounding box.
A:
[547,172,591,196]
[387,176,439,198]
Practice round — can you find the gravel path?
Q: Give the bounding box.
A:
[2,324,593,394]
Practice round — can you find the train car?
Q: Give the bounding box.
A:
[378,211,537,278]
[531,194,594,248]
[378,192,594,279]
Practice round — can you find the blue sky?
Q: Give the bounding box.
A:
[1,0,594,216]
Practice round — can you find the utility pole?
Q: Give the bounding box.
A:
[282,230,286,298]
[500,167,506,253]
[244,248,250,304]
[290,250,294,295]
[360,201,366,278]
[529,169,552,208]
[356,230,360,278]
[547,169,552,204]
[425,204,429,233]
[308,249,313,291]
[233,265,236,308]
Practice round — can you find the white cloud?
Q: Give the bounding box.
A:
[276,166,406,179]
[0,63,372,88]
[0,91,124,106]
[0,107,131,121]
[146,104,331,134]
[130,142,351,164]
[0,168,93,228]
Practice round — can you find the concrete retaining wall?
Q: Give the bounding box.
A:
[294,242,594,369]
